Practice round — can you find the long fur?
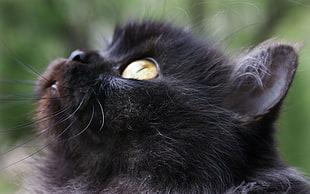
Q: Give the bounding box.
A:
[20,21,310,193]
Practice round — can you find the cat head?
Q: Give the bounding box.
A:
[35,21,297,182]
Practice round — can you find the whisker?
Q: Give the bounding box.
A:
[0,96,87,170]
[154,128,177,142]
[0,120,35,133]
[0,106,71,133]
[219,23,259,44]
[0,104,67,121]
[0,40,50,82]
[38,107,75,135]
[32,106,60,114]
[96,98,105,131]
[0,112,80,172]
[0,92,36,97]
[38,94,88,137]
[68,95,86,118]
[0,100,33,111]
[0,42,73,93]
[0,135,39,157]
[0,93,88,170]
[0,79,36,85]
[68,104,95,140]
[0,112,32,122]
[0,104,79,170]
[0,95,68,101]
[0,145,44,171]
[38,95,87,134]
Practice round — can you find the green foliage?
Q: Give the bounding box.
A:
[0,0,310,192]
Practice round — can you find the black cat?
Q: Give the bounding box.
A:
[21,21,309,193]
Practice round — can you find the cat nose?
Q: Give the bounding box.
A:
[67,50,101,64]
[68,50,86,62]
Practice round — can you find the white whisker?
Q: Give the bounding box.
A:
[96,98,105,131]
[69,104,95,139]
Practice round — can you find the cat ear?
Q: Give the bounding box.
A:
[224,42,298,123]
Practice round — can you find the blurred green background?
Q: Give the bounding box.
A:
[0,0,310,193]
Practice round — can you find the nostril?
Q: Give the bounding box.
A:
[67,50,101,64]
[68,50,86,62]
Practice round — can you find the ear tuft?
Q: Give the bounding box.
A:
[225,42,298,123]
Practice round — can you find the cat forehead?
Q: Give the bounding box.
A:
[111,21,191,46]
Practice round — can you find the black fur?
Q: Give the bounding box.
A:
[22,21,309,193]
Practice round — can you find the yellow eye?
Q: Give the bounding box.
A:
[121,59,158,80]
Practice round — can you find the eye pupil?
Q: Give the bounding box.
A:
[137,67,147,73]
[121,59,158,80]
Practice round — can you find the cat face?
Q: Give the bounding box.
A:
[35,21,298,185]
[36,21,230,143]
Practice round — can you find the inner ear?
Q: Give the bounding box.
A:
[224,43,298,123]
